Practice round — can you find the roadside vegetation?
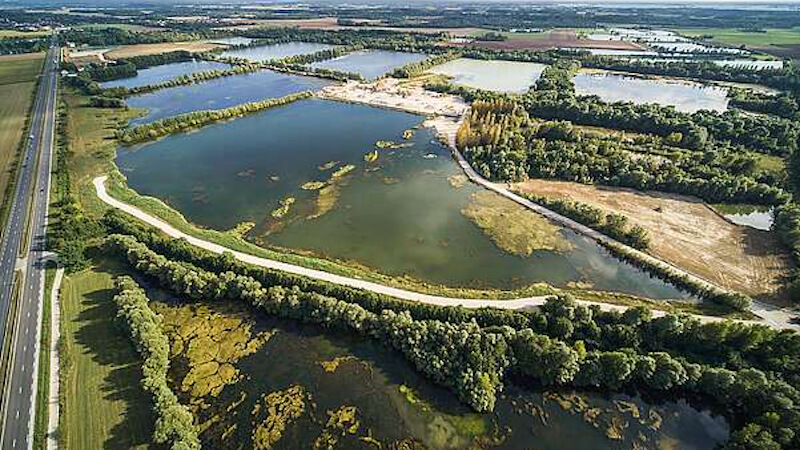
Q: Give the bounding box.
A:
[0,53,44,232]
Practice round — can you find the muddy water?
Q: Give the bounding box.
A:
[154,300,729,450]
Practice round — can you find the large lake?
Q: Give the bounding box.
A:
[573,71,730,112]
[220,42,338,62]
[118,98,691,299]
[99,60,230,89]
[310,50,428,80]
[428,58,547,93]
[125,69,332,125]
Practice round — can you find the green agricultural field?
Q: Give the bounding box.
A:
[0,53,44,228]
[59,261,153,450]
[675,27,800,47]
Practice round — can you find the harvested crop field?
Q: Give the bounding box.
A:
[458,29,646,51]
[104,41,225,59]
[0,53,43,226]
[512,179,789,301]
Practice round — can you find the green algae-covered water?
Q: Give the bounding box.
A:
[116,98,690,299]
[152,299,729,450]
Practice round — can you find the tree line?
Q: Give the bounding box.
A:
[104,232,800,449]
[523,89,799,156]
[390,52,462,78]
[118,91,313,144]
[457,100,788,206]
[728,87,799,119]
[515,191,651,250]
[58,27,226,47]
[87,50,197,83]
[100,211,792,377]
[113,276,200,450]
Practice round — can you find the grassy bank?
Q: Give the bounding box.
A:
[33,262,55,450]
[58,259,153,450]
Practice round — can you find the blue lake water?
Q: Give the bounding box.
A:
[310,50,428,80]
[117,98,692,300]
[99,60,231,89]
[573,71,729,112]
[126,69,332,125]
[220,42,338,62]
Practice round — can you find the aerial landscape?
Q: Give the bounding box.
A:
[2,0,800,449]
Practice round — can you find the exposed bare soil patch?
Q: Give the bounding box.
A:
[104,41,225,59]
[513,179,789,301]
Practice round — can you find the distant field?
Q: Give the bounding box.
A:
[0,53,43,228]
[104,40,225,59]
[77,23,161,32]
[463,29,644,51]
[60,263,152,450]
[0,29,50,39]
[676,27,800,47]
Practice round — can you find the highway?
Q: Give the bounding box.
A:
[0,38,59,449]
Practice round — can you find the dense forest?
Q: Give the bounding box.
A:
[104,231,800,450]
[457,99,788,206]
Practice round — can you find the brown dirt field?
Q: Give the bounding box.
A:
[104,41,225,59]
[460,29,646,51]
[513,179,789,302]
[755,44,800,62]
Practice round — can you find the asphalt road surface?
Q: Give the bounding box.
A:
[0,38,59,450]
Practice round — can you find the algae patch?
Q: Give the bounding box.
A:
[319,356,359,373]
[461,191,573,257]
[155,303,274,401]
[313,406,361,449]
[447,174,468,189]
[271,197,296,219]
[251,385,310,449]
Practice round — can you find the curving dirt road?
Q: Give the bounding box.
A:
[93,175,794,328]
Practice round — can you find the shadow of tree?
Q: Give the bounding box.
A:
[72,283,154,449]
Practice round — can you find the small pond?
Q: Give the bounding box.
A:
[573,71,730,113]
[428,58,547,93]
[125,69,332,125]
[99,59,230,90]
[309,50,428,80]
[714,204,774,231]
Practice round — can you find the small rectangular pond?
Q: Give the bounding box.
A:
[573,71,729,113]
[220,41,338,62]
[99,60,230,90]
[117,98,694,300]
[309,50,428,80]
[125,69,333,125]
[427,58,547,93]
